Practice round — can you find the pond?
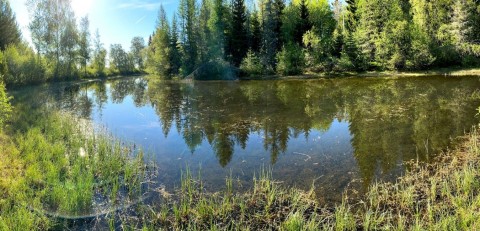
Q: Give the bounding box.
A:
[10,76,480,204]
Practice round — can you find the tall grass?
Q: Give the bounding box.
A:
[129,127,480,230]
[0,109,151,230]
[2,106,480,230]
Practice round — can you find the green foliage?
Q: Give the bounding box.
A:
[91,30,107,77]
[178,0,199,76]
[406,26,436,70]
[78,16,91,76]
[2,44,46,86]
[249,9,261,53]
[345,0,358,32]
[137,0,480,78]
[302,29,326,70]
[131,37,146,71]
[240,50,262,77]
[0,81,11,130]
[261,0,280,71]
[146,6,172,77]
[0,0,132,83]
[190,60,236,80]
[229,0,248,66]
[0,50,5,78]
[110,44,135,75]
[276,43,304,76]
[28,0,79,79]
[4,0,480,82]
[206,0,228,61]
[0,0,21,51]
[1,109,149,226]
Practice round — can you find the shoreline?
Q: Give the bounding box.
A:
[240,67,480,80]
[5,67,480,90]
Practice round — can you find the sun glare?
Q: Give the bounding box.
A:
[71,0,93,17]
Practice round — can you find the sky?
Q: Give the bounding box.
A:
[10,0,180,52]
[10,0,338,52]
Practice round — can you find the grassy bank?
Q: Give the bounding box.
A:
[337,67,480,78]
[132,127,480,230]
[0,110,151,230]
[241,67,480,80]
[1,107,480,230]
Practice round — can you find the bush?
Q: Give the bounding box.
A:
[333,53,355,72]
[0,81,12,130]
[0,51,5,78]
[276,43,305,76]
[189,60,237,80]
[2,44,46,86]
[240,50,263,77]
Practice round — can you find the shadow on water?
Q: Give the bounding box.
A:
[9,75,480,204]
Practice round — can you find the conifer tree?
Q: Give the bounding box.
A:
[0,0,21,50]
[169,15,182,75]
[294,0,311,46]
[230,0,248,66]
[249,9,261,53]
[345,0,358,33]
[178,0,199,75]
[262,0,278,71]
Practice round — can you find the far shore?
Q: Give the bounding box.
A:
[240,67,480,80]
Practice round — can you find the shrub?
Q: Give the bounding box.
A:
[276,43,305,76]
[2,44,46,86]
[190,60,237,80]
[0,80,12,130]
[240,50,263,77]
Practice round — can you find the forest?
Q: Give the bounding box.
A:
[0,0,146,87]
[1,0,480,85]
[147,0,480,79]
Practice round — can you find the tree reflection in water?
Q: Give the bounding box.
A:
[11,76,480,203]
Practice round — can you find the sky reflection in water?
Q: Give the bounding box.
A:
[12,76,480,203]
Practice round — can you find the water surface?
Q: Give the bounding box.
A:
[11,76,480,203]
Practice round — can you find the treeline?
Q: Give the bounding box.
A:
[147,0,480,79]
[2,0,480,85]
[0,0,146,87]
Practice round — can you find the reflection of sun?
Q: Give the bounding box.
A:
[71,0,93,16]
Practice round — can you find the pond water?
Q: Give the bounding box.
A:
[11,76,480,204]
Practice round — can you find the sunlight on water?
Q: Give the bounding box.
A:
[10,76,480,203]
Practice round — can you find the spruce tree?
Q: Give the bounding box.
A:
[345,0,358,33]
[149,5,172,76]
[262,0,278,71]
[208,0,227,60]
[199,0,211,63]
[273,0,285,50]
[250,9,261,53]
[169,15,182,75]
[294,0,311,46]
[0,0,21,50]
[178,0,199,75]
[230,0,248,66]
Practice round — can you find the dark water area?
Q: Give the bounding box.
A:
[10,76,480,204]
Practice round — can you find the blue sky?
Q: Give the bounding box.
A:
[10,0,179,51]
[10,0,339,52]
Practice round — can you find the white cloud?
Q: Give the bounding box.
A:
[118,0,174,11]
[135,16,147,24]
